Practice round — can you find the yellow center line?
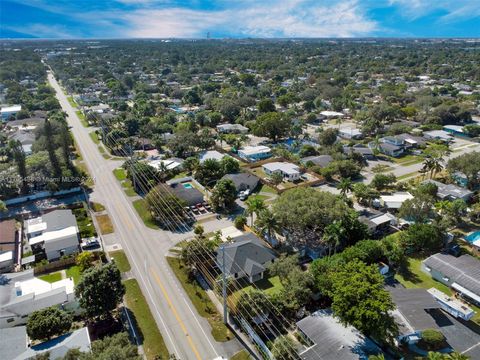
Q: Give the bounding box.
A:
[113,200,134,230]
[150,268,202,360]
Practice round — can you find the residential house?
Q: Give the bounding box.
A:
[216,233,276,283]
[300,154,333,168]
[343,144,375,160]
[147,157,184,171]
[422,253,480,306]
[1,105,22,121]
[358,210,397,236]
[199,150,229,164]
[237,145,272,162]
[444,125,467,137]
[262,162,301,181]
[338,127,363,140]
[168,182,205,207]
[396,133,426,148]
[0,220,17,273]
[216,123,249,134]
[8,128,35,155]
[388,286,442,344]
[375,192,414,210]
[423,180,474,201]
[0,326,91,360]
[370,136,405,157]
[427,287,474,321]
[424,130,453,143]
[0,269,77,328]
[319,110,345,119]
[26,210,80,261]
[296,309,384,360]
[221,173,260,193]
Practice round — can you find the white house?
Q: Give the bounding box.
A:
[199,150,229,164]
[375,192,414,210]
[339,127,363,140]
[1,105,22,121]
[262,162,301,181]
[238,145,271,162]
[26,210,80,261]
[216,123,249,134]
[0,269,77,328]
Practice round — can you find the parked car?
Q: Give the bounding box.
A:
[81,237,100,250]
[239,189,250,200]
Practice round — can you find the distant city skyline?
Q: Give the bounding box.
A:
[1,0,479,39]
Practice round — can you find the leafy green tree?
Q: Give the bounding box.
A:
[27,307,72,340]
[76,252,94,273]
[371,173,397,191]
[0,200,7,213]
[195,159,224,185]
[328,260,398,343]
[9,140,28,194]
[447,152,480,190]
[318,128,338,146]
[234,214,247,230]
[337,177,353,197]
[353,183,379,207]
[210,178,237,211]
[398,193,435,223]
[399,223,444,254]
[145,185,187,227]
[181,226,216,268]
[253,112,290,142]
[269,254,299,285]
[43,118,62,182]
[220,156,240,174]
[270,335,298,360]
[270,171,284,185]
[257,98,276,113]
[421,329,446,351]
[75,262,125,319]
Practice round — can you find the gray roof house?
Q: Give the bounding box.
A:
[0,269,77,328]
[300,154,333,168]
[26,210,80,261]
[343,144,375,159]
[423,180,473,201]
[216,123,249,134]
[221,173,260,192]
[422,253,480,305]
[0,326,91,360]
[296,309,384,360]
[169,183,205,207]
[217,233,276,283]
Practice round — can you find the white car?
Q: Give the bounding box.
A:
[239,189,250,200]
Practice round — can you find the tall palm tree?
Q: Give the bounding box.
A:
[368,355,385,360]
[430,157,444,179]
[245,196,266,227]
[255,209,280,242]
[446,351,470,360]
[322,222,345,255]
[426,352,447,360]
[338,177,353,197]
[422,157,434,179]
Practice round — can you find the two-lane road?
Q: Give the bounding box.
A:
[48,71,239,360]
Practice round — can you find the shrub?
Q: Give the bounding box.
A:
[234,215,247,230]
[421,329,446,350]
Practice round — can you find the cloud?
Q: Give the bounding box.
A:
[2,23,76,38]
[122,0,377,38]
[388,0,480,22]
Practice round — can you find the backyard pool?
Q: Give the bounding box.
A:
[183,183,193,189]
[465,231,480,243]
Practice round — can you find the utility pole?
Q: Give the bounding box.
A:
[221,245,228,324]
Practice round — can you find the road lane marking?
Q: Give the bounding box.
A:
[150,268,203,360]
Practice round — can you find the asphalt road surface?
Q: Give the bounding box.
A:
[48,71,241,360]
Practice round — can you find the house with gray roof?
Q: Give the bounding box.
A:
[422,253,480,305]
[9,129,36,155]
[1,326,91,360]
[26,210,80,261]
[423,180,473,201]
[343,144,375,160]
[296,309,384,360]
[216,233,276,283]
[300,154,333,168]
[0,269,77,328]
[216,123,249,134]
[221,173,260,192]
[262,162,301,181]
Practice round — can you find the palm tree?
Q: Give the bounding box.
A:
[422,157,435,179]
[430,157,444,179]
[445,351,470,360]
[338,177,353,197]
[368,355,385,360]
[426,352,447,360]
[322,222,345,255]
[255,209,280,242]
[434,200,450,215]
[245,196,266,227]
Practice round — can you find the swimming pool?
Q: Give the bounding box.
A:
[465,231,480,243]
[183,183,193,189]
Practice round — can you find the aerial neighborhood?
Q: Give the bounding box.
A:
[1,35,480,360]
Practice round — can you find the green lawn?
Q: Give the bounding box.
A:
[132,199,159,229]
[39,272,62,283]
[113,168,127,181]
[124,279,170,360]
[232,275,284,300]
[75,110,89,127]
[173,171,188,179]
[257,184,277,194]
[110,250,131,273]
[231,350,251,360]
[66,265,81,285]
[73,207,97,238]
[67,96,76,107]
[90,202,105,212]
[166,257,233,342]
[397,171,419,181]
[391,154,424,165]
[89,131,100,144]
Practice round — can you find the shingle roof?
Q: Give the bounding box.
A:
[423,253,480,297]
[222,173,260,192]
[0,220,16,252]
[217,233,276,277]
[423,180,473,200]
[301,155,333,167]
[388,287,439,332]
[0,326,28,360]
[42,210,77,232]
[296,309,383,360]
[169,183,204,206]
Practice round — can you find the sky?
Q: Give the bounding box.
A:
[1,0,479,39]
